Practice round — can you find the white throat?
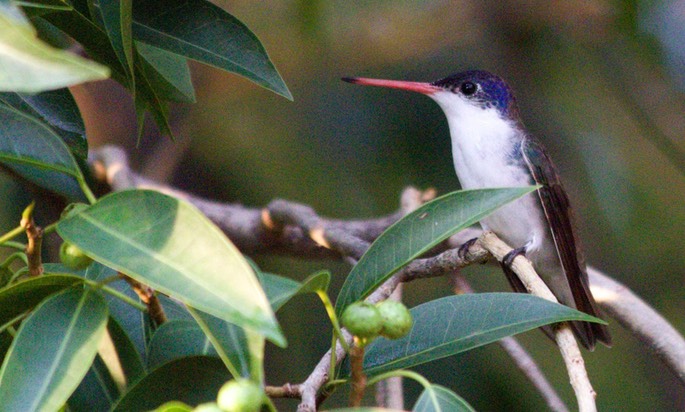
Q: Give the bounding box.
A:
[429,91,526,189]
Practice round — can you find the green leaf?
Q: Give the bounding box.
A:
[259,271,331,312]
[107,316,146,385]
[335,187,538,314]
[77,262,149,358]
[68,355,119,412]
[413,384,475,412]
[188,308,251,379]
[90,0,134,82]
[136,41,196,103]
[0,287,109,411]
[56,189,285,346]
[147,320,217,369]
[0,273,84,327]
[11,0,72,11]
[152,401,193,412]
[362,293,604,376]
[0,5,109,92]
[0,102,88,200]
[40,8,127,84]
[131,0,291,100]
[0,88,87,161]
[133,64,174,139]
[112,356,230,411]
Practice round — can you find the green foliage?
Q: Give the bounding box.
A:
[57,189,284,346]
[413,384,475,412]
[335,187,538,314]
[0,287,108,411]
[361,293,603,376]
[0,2,621,410]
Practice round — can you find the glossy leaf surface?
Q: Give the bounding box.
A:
[336,187,537,313]
[112,356,229,411]
[412,384,475,412]
[0,287,108,411]
[57,189,284,346]
[0,4,109,92]
[363,293,603,376]
[132,0,291,99]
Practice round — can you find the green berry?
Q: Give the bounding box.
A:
[377,300,413,339]
[59,242,93,270]
[341,301,383,339]
[216,379,264,412]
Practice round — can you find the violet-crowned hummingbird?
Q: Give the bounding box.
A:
[343,70,611,350]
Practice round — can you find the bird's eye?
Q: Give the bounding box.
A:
[460,81,477,96]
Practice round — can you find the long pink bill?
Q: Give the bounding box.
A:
[342,77,440,95]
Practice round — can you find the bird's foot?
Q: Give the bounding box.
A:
[457,237,479,260]
[503,246,527,267]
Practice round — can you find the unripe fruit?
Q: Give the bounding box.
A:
[59,242,93,270]
[341,301,383,339]
[216,379,264,412]
[377,300,413,339]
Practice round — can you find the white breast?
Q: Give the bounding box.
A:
[429,91,554,258]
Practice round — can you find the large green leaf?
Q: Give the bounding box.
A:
[412,384,475,412]
[362,293,604,376]
[56,189,285,346]
[0,88,87,161]
[112,356,230,411]
[131,0,291,99]
[0,273,84,326]
[135,41,196,103]
[0,102,88,200]
[258,271,331,312]
[0,287,108,411]
[90,0,134,81]
[335,187,537,314]
[132,56,174,138]
[67,355,119,412]
[188,308,251,379]
[0,3,109,92]
[147,320,216,369]
[40,7,129,83]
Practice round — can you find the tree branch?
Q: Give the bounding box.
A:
[588,267,685,383]
[477,231,597,412]
[452,274,569,412]
[90,145,685,410]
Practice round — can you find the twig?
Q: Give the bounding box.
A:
[90,145,685,409]
[265,383,301,399]
[21,203,43,277]
[121,274,167,327]
[349,338,367,407]
[477,231,596,412]
[588,267,685,384]
[452,274,569,412]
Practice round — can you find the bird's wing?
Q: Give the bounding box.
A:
[521,136,611,348]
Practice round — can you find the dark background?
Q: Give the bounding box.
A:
[5,0,684,410]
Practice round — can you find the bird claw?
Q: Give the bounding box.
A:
[457,237,479,260]
[503,246,527,267]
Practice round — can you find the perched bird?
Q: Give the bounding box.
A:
[343,70,611,350]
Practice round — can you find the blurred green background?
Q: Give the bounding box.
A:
[8,0,685,410]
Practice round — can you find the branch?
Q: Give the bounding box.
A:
[477,231,596,412]
[90,145,685,409]
[588,267,685,383]
[90,145,407,258]
[452,274,569,412]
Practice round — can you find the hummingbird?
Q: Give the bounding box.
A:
[342,70,611,350]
